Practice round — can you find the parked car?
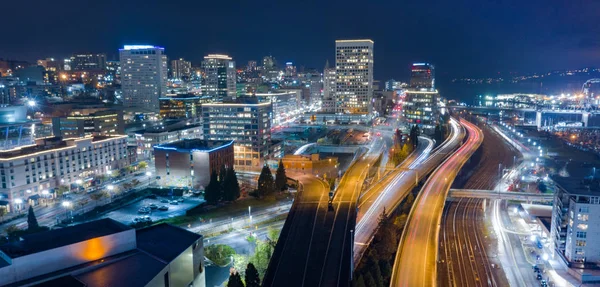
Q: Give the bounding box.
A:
[146,194,157,199]
[160,199,169,203]
[177,198,184,202]
[536,274,542,280]
[138,207,150,214]
[149,204,158,210]
[169,201,179,205]
[158,205,169,211]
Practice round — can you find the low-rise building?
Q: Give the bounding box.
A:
[402,90,439,130]
[130,124,202,159]
[0,135,129,212]
[154,139,234,189]
[52,109,124,138]
[159,94,203,119]
[0,218,205,287]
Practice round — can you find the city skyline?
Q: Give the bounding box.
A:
[2,1,600,81]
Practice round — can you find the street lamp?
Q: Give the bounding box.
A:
[75,179,83,185]
[62,201,72,220]
[145,171,152,176]
[14,198,23,212]
[27,100,36,107]
[107,185,114,191]
[42,190,49,206]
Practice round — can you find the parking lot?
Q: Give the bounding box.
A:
[101,195,204,225]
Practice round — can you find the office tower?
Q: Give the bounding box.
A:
[170,58,192,79]
[322,60,336,113]
[385,79,405,91]
[71,53,107,71]
[335,39,374,114]
[201,54,236,102]
[285,62,296,77]
[262,56,279,81]
[52,109,125,138]
[247,60,257,72]
[119,45,168,112]
[202,97,272,168]
[402,90,439,129]
[410,63,435,90]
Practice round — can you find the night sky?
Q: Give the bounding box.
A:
[2,0,599,81]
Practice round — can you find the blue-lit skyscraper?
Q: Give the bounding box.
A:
[410,63,435,90]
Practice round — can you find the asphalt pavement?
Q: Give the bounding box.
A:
[390,118,483,287]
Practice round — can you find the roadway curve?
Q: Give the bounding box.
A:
[354,118,465,264]
[390,118,484,287]
[264,139,383,287]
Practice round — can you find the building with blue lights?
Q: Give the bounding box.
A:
[154,139,234,189]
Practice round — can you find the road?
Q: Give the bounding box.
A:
[264,138,383,287]
[353,118,465,264]
[390,118,483,287]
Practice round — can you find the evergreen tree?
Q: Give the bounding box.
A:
[204,171,221,204]
[219,165,227,186]
[244,263,260,287]
[434,124,443,144]
[227,271,245,287]
[364,272,376,287]
[257,165,274,197]
[223,167,241,201]
[27,206,39,231]
[275,159,287,192]
[379,260,392,282]
[354,274,366,287]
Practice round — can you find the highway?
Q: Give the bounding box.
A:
[390,118,483,287]
[353,118,465,264]
[264,138,383,287]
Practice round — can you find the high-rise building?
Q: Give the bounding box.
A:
[247,61,257,72]
[170,58,192,79]
[262,56,279,81]
[119,45,168,112]
[322,60,336,113]
[385,79,406,91]
[201,54,236,102]
[410,63,435,90]
[71,53,107,71]
[202,97,272,168]
[335,39,374,114]
[285,62,296,77]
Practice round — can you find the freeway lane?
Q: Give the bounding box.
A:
[390,118,484,287]
[353,118,465,264]
[264,139,383,287]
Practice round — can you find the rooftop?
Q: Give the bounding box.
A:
[0,135,126,160]
[75,252,166,287]
[0,219,131,258]
[154,139,233,153]
[136,223,202,262]
[135,124,201,134]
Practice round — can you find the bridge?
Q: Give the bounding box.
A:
[450,105,598,128]
[448,189,553,202]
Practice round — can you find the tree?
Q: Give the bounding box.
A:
[275,159,287,192]
[219,165,227,186]
[89,191,107,207]
[138,161,148,169]
[256,165,274,197]
[227,270,245,287]
[245,263,261,287]
[27,206,39,231]
[5,224,20,239]
[205,171,222,204]
[364,272,376,287]
[434,124,443,145]
[55,185,69,198]
[0,207,6,222]
[79,199,89,213]
[354,274,366,287]
[223,167,241,202]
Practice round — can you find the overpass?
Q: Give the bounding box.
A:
[449,105,598,128]
[448,189,553,202]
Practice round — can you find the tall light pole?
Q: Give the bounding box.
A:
[62,201,72,220]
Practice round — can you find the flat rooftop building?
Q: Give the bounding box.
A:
[0,218,205,287]
[154,139,234,189]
